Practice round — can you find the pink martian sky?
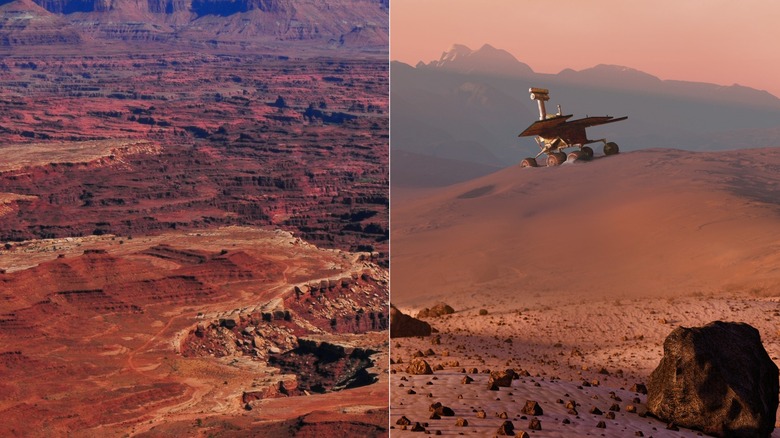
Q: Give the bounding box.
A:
[391,0,780,98]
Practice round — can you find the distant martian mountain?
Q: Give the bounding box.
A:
[0,0,388,50]
[422,43,534,77]
[392,44,780,187]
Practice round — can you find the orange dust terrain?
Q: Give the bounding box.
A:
[391,149,780,437]
[0,49,388,436]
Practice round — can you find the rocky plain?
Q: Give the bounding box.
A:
[0,1,389,435]
[390,149,780,437]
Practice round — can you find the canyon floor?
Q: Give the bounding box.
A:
[0,51,388,436]
[1,227,388,436]
[390,148,780,437]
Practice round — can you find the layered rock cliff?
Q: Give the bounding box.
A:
[0,0,387,49]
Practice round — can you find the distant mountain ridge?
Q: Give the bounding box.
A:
[418,44,780,105]
[421,43,534,77]
[392,43,780,188]
[0,0,388,51]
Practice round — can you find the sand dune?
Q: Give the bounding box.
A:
[390,148,780,436]
[392,148,780,308]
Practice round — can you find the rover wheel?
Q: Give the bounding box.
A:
[520,157,538,168]
[568,151,584,162]
[546,153,566,166]
[604,142,619,156]
[581,146,594,159]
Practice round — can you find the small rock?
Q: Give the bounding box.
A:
[488,369,516,388]
[521,400,543,416]
[428,402,454,417]
[528,417,541,431]
[631,383,648,394]
[496,420,515,435]
[406,358,433,375]
[396,416,411,425]
[417,302,455,318]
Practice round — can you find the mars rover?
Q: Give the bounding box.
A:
[519,88,627,167]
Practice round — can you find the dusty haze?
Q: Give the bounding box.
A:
[391,0,780,98]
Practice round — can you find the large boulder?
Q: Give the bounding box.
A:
[390,305,431,338]
[648,321,778,437]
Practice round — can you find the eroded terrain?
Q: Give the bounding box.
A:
[0,53,388,262]
[0,52,388,436]
[0,228,388,436]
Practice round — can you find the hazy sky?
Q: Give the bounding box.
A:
[391,0,780,98]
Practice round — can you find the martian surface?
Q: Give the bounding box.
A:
[390,148,780,437]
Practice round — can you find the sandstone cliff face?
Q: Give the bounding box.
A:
[0,0,386,48]
[146,0,190,14]
[0,0,84,46]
